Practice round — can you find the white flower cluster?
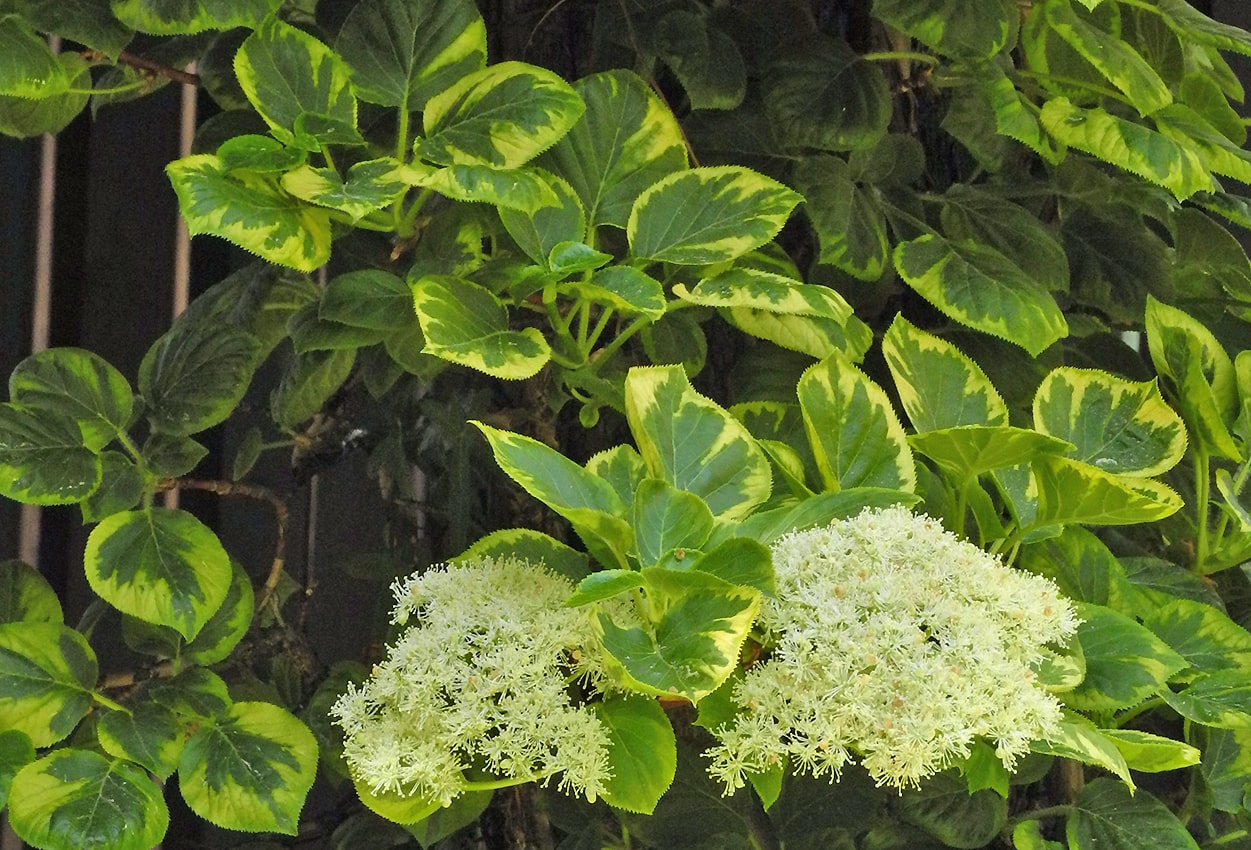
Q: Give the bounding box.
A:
[330,556,612,806]
[706,505,1079,791]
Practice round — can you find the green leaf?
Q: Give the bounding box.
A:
[1145,296,1240,460]
[893,234,1068,357]
[0,52,90,138]
[686,537,775,597]
[624,366,772,521]
[1031,456,1183,528]
[418,61,584,168]
[1154,103,1251,185]
[1142,598,1251,675]
[938,184,1070,295]
[1064,603,1187,712]
[321,270,413,331]
[166,154,333,272]
[111,0,278,34]
[540,69,688,230]
[0,403,101,505]
[597,569,760,703]
[16,2,133,60]
[84,508,233,641]
[762,35,890,151]
[793,155,889,281]
[142,433,207,479]
[141,667,233,720]
[586,444,649,507]
[628,167,802,265]
[882,315,1008,432]
[420,163,559,211]
[97,703,185,780]
[288,302,386,353]
[473,422,632,569]
[910,426,1073,487]
[139,317,260,436]
[728,488,917,547]
[234,16,356,148]
[596,694,676,815]
[1099,729,1199,772]
[183,560,255,665]
[0,15,67,98]
[0,622,95,747]
[1018,526,1134,610]
[270,348,355,430]
[976,62,1063,164]
[0,729,33,810]
[1032,367,1187,477]
[633,478,715,568]
[334,0,486,112]
[1162,670,1251,729]
[563,267,666,320]
[899,772,1007,849]
[215,133,307,173]
[658,11,747,110]
[567,570,645,607]
[874,0,1014,58]
[9,348,133,452]
[8,750,169,850]
[412,275,551,379]
[406,790,493,846]
[1045,0,1172,116]
[499,171,586,266]
[673,269,854,323]
[280,158,408,221]
[797,351,916,492]
[724,307,872,363]
[0,559,60,625]
[459,529,589,584]
[1154,0,1251,58]
[1039,98,1213,200]
[1197,726,1251,813]
[1067,779,1200,850]
[1031,714,1133,789]
[179,701,318,834]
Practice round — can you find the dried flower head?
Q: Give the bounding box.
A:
[330,556,612,806]
[706,505,1079,791]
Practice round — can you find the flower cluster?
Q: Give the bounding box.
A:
[706,505,1079,791]
[330,556,612,806]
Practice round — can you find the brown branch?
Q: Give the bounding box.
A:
[159,478,289,612]
[84,49,200,87]
[99,660,176,692]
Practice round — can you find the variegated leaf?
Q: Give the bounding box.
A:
[976,62,1063,163]
[540,69,688,229]
[893,234,1067,357]
[0,404,101,506]
[796,351,915,492]
[111,0,277,34]
[1154,104,1251,191]
[1033,367,1187,477]
[673,269,853,322]
[1154,0,1251,58]
[234,16,357,149]
[166,154,332,272]
[473,422,632,569]
[334,0,486,111]
[418,61,584,168]
[910,425,1073,487]
[792,155,889,280]
[0,622,96,747]
[84,508,232,641]
[1039,98,1213,200]
[1045,0,1172,116]
[628,167,802,265]
[585,444,648,507]
[624,366,771,521]
[0,15,68,98]
[498,171,586,266]
[874,0,1015,58]
[280,158,408,221]
[1145,296,1240,460]
[9,348,133,452]
[725,309,872,362]
[420,163,558,212]
[412,275,550,379]
[882,315,1007,432]
[562,267,666,320]
[1032,456,1184,529]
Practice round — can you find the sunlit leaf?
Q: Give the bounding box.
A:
[111,0,277,34]
[0,622,95,747]
[1064,603,1186,712]
[0,560,61,625]
[596,694,676,814]
[1032,456,1183,528]
[280,158,408,221]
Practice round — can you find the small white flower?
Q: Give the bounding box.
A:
[331,556,613,806]
[705,505,1079,791]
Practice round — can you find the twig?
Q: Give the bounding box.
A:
[159,477,289,611]
[84,49,200,87]
[99,660,176,692]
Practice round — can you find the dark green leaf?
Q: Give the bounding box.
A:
[270,348,356,430]
[142,433,208,478]
[0,403,101,505]
[1064,603,1187,712]
[9,348,133,452]
[288,302,386,353]
[651,10,746,110]
[0,559,62,625]
[0,728,33,810]
[1143,598,1251,675]
[459,529,590,584]
[97,702,185,779]
[0,53,90,138]
[140,319,259,437]
[793,155,888,281]
[899,772,1007,849]
[16,0,133,59]
[1067,779,1200,850]
[80,451,144,523]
